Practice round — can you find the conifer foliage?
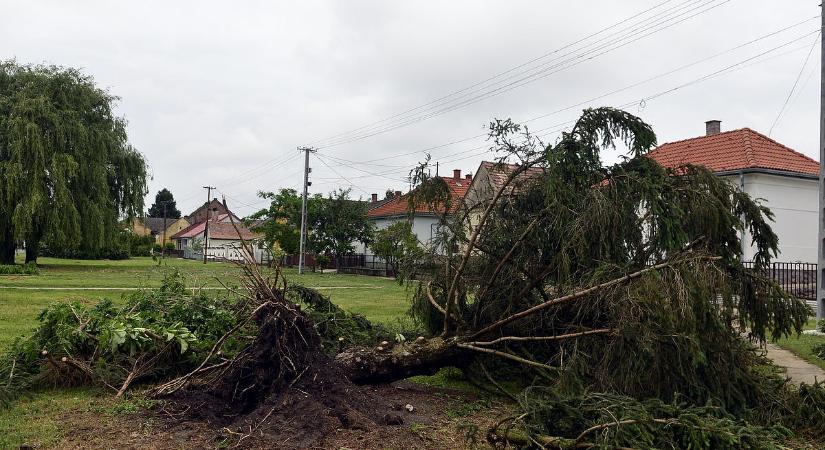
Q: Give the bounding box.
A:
[0,61,147,263]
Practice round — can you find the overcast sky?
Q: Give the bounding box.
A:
[2,0,821,217]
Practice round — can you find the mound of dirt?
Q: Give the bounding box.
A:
[161,360,406,449]
[148,287,418,448]
[53,381,505,450]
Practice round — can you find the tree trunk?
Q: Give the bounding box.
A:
[335,337,466,384]
[0,227,14,265]
[25,239,39,264]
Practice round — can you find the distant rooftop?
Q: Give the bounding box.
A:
[648,126,819,177]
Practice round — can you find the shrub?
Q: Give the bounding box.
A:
[164,242,176,251]
[152,243,163,253]
[0,263,38,275]
[813,342,825,360]
[315,254,330,269]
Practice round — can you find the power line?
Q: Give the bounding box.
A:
[311,0,730,149]
[305,0,680,148]
[312,19,818,178]
[315,31,820,188]
[769,30,822,136]
[305,0,682,149]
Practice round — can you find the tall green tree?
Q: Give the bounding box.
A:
[0,61,147,263]
[249,188,373,258]
[309,189,374,256]
[147,188,181,219]
[248,188,304,255]
[371,220,420,271]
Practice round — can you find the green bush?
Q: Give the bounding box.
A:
[0,263,38,275]
[164,242,176,251]
[152,243,162,253]
[813,342,825,360]
[0,270,239,405]
[39,228,153,260]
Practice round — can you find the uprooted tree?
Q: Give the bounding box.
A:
[1,108,822,449]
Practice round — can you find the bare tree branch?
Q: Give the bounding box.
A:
[467,255,720,340]
[467,329,613,346]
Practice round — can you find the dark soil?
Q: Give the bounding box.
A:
[53,381,510,449]
[52,288,512,449]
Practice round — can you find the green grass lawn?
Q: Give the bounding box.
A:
[773,319,825,371]
[0,256,416,449]
[0,257,412,340]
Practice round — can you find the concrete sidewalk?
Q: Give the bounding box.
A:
[0,285,383,290]
[765,343,825,385]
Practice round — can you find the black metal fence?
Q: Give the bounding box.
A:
[743,261,816,301]
[336,253,395,277]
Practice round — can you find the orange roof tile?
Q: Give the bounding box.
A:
[478,161,546,193]
[170,220,261,241]
[648,128,819,176]
[368,176,470,218]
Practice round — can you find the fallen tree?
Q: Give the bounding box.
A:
[1,108,823,449]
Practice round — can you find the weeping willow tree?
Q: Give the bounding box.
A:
[0,61,147,263]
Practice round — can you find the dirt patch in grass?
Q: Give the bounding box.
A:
[51,381,508,449]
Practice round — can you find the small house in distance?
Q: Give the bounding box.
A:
[129,216,191,246]
[649,120,819,263]
[367,169,471,249]
[172,206,265,263]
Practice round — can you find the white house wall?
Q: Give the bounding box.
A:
[364,215,441,254]
[726,173,818,263]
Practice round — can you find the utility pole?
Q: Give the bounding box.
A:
[161,201,168,259]
[818,5,824,320]
[298,147,316,274]
[203,186,215,264]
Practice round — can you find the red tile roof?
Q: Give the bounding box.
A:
[478,161,546,193]
[170,221,205,240]
[648,128,819,176]
[367,176,470,218]
[207,223,262,240]
[170,220,261,241]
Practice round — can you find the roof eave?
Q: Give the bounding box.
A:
[714,167,818,180]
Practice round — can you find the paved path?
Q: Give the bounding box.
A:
[0,285,382,290]
[765,343,825,385]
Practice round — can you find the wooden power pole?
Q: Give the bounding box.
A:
[203,186,215,264]
[162,201,168,259]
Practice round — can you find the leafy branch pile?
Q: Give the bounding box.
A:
[492,389,794,450]
[0,270,236,405]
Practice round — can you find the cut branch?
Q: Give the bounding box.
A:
[468,255,720,340]
[425,282,447,315]
[456,343,556,371]
[467,328,613,346]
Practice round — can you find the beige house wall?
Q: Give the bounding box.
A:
[157,217,191,245]
[130,218,152,237]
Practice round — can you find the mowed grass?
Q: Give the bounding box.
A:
[0,256,414,449]
[0,256,411,327]
[773,319,825,371]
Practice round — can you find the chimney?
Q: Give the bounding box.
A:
[371,193,377,203]
[705,120,721,136]
[465,173,472,180]
[395,190,402,197]
[453,169,461,180]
